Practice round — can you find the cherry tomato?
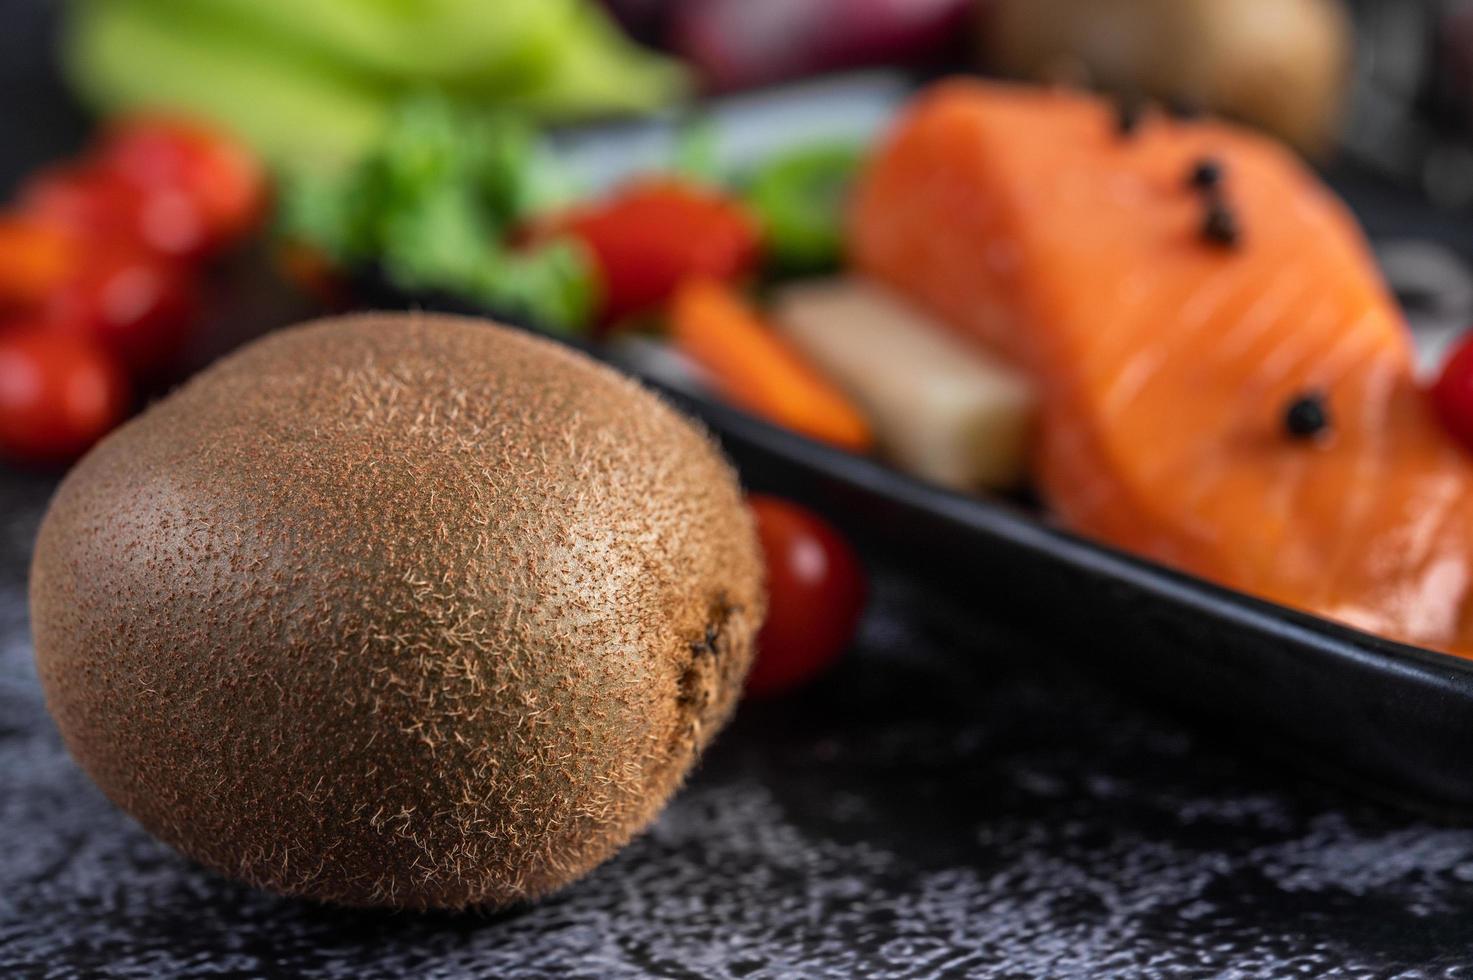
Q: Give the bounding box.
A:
[746,495,866,697]
[19,165,133,242]
[0,327,130,465]
[554,179,761,325]
[44,247,200,378]
[97,117,267,253]
[1434,331,1473,451]
[19,164,211,261]
[0,215,78,312]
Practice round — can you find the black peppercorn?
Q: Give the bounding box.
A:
[1167,99,1204,121]
[1115,97,1146,138]
[1284,391,1332,440]
[1202,199,1240,247]
[1188,158,1223,192]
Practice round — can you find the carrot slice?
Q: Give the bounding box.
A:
[670,278,873,452]
[0,216,76,310]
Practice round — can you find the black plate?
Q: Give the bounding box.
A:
[365,74,1473,813]
[662,389,1473,815]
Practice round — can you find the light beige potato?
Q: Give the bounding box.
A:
[774,278,1037,491]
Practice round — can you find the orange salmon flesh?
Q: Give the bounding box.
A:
[851,80,1473,655]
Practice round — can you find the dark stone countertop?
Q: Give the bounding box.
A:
[6,467,1473,979]
[6,4,1473,977]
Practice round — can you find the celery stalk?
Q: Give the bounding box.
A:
[495,3,689,117]
[65,0,390,170]
[125,0,579,90]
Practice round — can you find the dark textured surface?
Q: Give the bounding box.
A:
[9,468,1473,978]
[7,4,1473,977]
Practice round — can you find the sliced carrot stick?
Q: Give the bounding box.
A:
[669,278,873,453]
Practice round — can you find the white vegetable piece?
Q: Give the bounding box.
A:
[774,278,1038,492]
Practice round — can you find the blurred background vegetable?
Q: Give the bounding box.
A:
[98,118,267,254]
[669,0,971,92]
[278,98,598,333]
[0,219,76,311]
[741,143,862,274]
[0,116,262,465]
[1433,329,1473,452]
[63,0,688,172]
[670,278,874,452]
[550,178,761,325]
[15,0,1473,472]
[42,245,200,379]
[0,328,130,465]
[980,0,1354,154]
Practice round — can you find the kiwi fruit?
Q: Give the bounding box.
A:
[29,312,765,910]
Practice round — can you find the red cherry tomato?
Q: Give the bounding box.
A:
[746,495,866,697]
[1434,332,1473,451]
[19,164,211,262]
[97,117,267,253]
[554,179,761,324]
[44,248,200,378]
[20,165,134,242]
[0,327,130,465]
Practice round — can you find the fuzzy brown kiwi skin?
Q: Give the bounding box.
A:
[29,312,765,910]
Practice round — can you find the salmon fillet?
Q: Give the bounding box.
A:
[851,80,1473,653]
